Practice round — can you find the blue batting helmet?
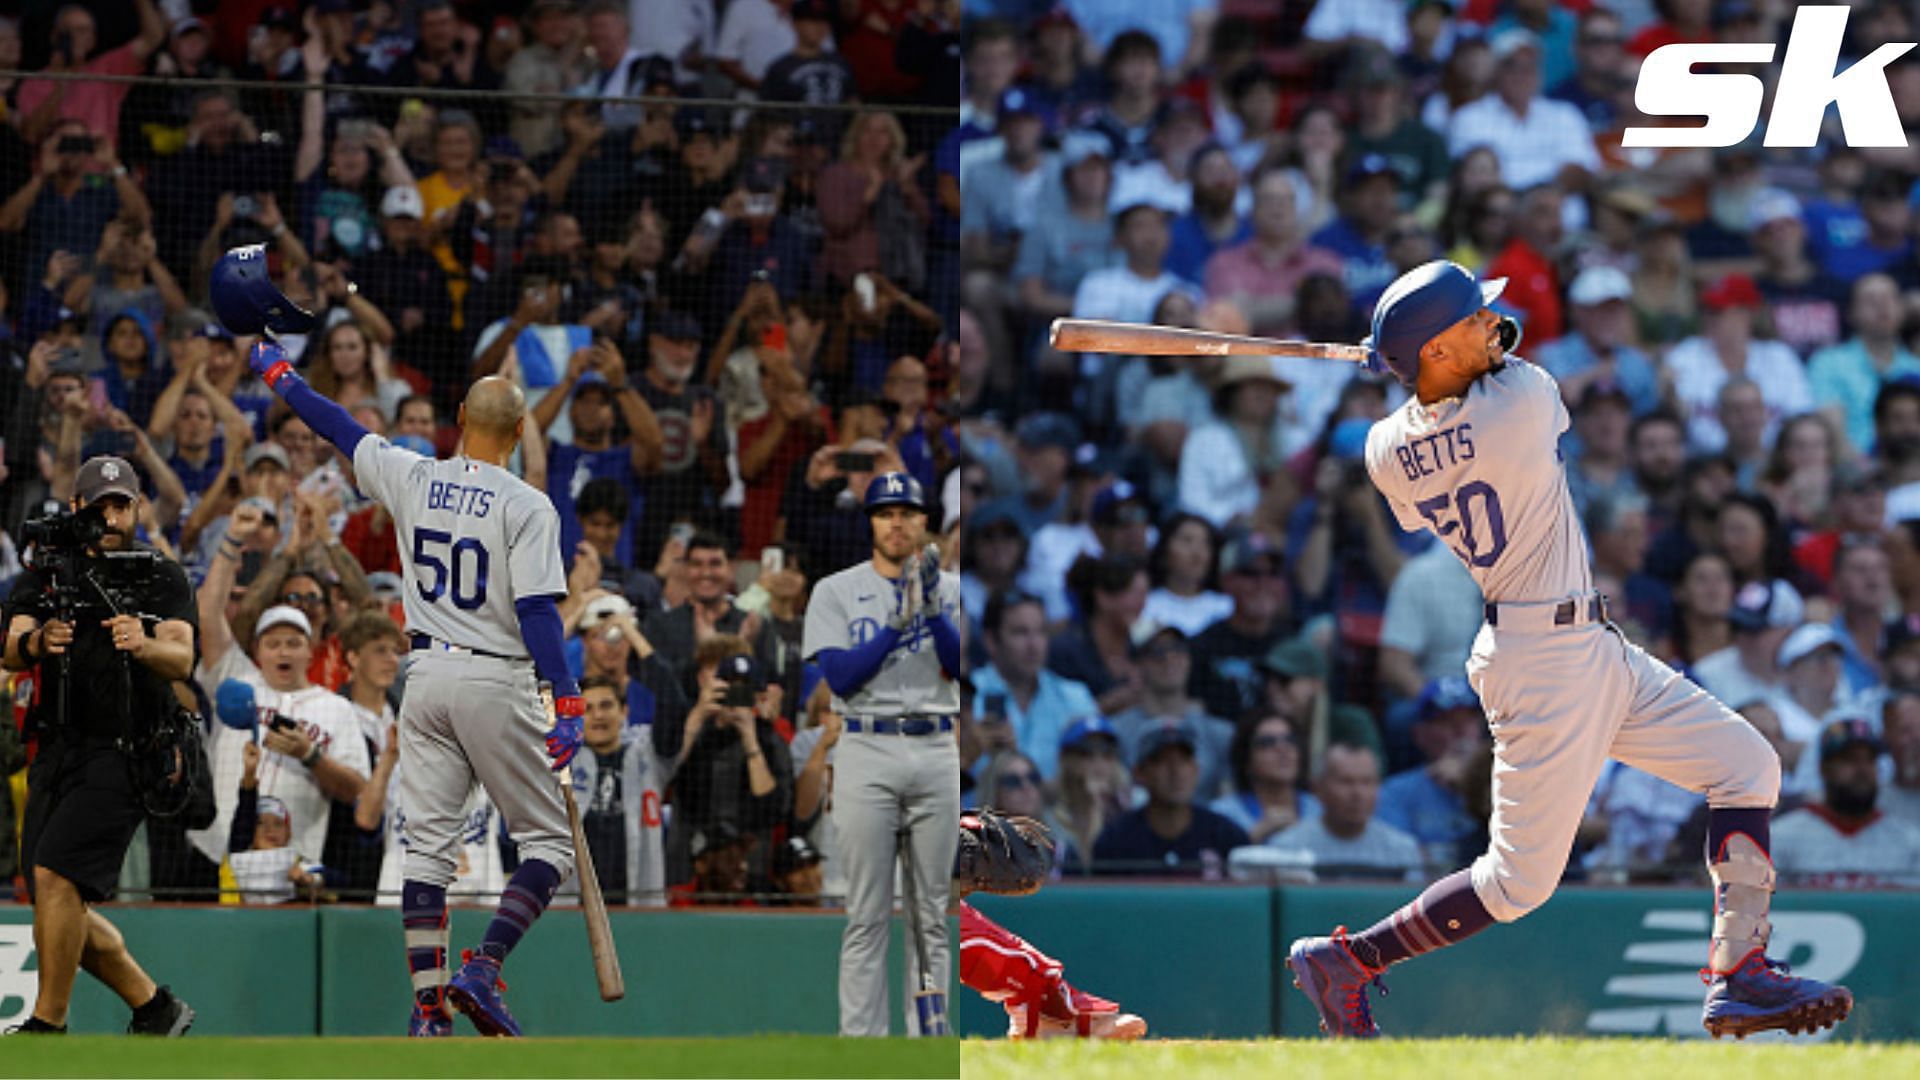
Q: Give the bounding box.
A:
[209,244,318,336]
[1365,260,1508,388]
[864,472,926,514]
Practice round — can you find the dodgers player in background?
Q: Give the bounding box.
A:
[244,335,585,1038]
[803,473,963,1037]
[1285,261,1853,1040]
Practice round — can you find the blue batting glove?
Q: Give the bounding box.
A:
[545,697,584,772]
[249,339,295,390]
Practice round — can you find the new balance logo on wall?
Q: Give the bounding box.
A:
[0,926,34,1028]
[1586,910,1864,1040]
[1627,6,1915,147]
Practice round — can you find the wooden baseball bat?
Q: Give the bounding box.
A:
[542,684,625,1003]
[897,827,950,1036]
[1049,317,1371,362]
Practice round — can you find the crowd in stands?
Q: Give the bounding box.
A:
[0,0,959,904]
[955,0,1920,885]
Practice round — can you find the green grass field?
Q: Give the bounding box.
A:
[964,1038,1920,1080]
[0,1036,959,1078]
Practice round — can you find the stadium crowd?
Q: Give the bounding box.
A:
[0,0,960,905]
[954,0,1920,886]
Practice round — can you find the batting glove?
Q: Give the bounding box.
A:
[249,339,296,391]
[886,559,921,632]
[917,543,942,609]
[546,695,585,771]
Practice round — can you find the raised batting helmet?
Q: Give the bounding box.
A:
[1365,260,1513,388]
[864,471,926,513]
[209,244,317,337]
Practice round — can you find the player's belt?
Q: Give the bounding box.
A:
[409,632,530,663]
[845,716,955,736]
[1482,594,1609,631]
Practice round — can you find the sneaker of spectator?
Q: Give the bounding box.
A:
[1210,712,1321,845]
[1090,723,1249,879]
[1880,691,1920,830]
[1263,741,1422,882]
[1185,532,1292,722]
[1107,620,1235,801]
[1772,717,1920,886]
[1445,29,1602,192]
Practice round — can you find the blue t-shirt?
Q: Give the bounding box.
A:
[1166,212,1250,284]
[1310,217,1395,314]
[547,441,642,569]
[1375,767,1476,850]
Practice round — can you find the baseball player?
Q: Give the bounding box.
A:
[802,472,962,1037]
[1286,260,1852,1040]
[219,247,584,1039]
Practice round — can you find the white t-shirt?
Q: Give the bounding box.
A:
[1662,336,1813,454]
[375,750,507,907]
[714,0,795,83]
[1302,0,1409,52]
[192,644,373,865]
[1142,588,1235,637]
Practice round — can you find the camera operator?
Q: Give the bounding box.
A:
[660,638,793,889]
[2,455,197,1035]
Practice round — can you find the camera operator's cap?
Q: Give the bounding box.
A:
[255,605,313,642]
[583,592,634,626]
[1419,675,1481,721]
[1776,621,1842,669]
[718,651,763,688]
[380,185,425,220]
[1059,715,1119,753]
[773,834,824,874]
[1132,721,1198,767]
[1819,716,1884,763]
[1749,188,1802,231]
[650,309,703,342]
[75,456,140,506]
[689,821,743,859]
[1568,265,1633,307]
[1261,635,1328,681]
[256,796,292,824]
[244,442,291,473]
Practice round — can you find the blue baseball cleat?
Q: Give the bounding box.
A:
[446,950,521,1037]
[1702,948,1853,1039]
[408,991,453,1038]
[1286,928,1387,1039]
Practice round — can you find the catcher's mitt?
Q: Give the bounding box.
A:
[952,809,1055,898]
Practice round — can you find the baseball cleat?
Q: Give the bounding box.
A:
[1004,1003,1147,1040]
[447,950,521,1037]
[1701,948,1853,1039]
[1287,928,1387,1039]
[409,996,454,1038]
[126,986,195,1036]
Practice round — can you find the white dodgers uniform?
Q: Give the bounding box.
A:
[351,438,576,887]
[1364,359,1778,922]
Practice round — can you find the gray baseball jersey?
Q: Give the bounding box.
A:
[1364,358,1591,605]
[802,562,962,717]
[353,438,568,652]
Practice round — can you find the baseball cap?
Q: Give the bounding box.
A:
[256,796,292,824]
[380,185,424,220]
[1776,622,1842,668]
[1490,27,1542,60]
[650,309,703,342]
[1346,153,1399,185]
[484,135,525,163]
[259,5,298,31]
[966,501,1029,540]
[571,370,613,399]
[367,571,404,601]
[196,320,236,343]
[1728,579,1800,633]
[244,443,291,473]
[75,456,141,506]
[1818,716,1884,763]
[716,651,763,689]
[675,107,718,140]
[1261,636,1328,681]
[254,604,314,641]
[1576,379,1631,412]
[1132,721,1198,767]
[1419,675,1480,721]
[772,835,824,874]
[1568,265,1633,307]
[1702,274,1763,312]
[583,592,635,626]
[638,54,678,92]
[1060,715,1120,753]
[1060,130,1112,169]
[689,820,743,859]
[1749,188,1803,231]
[171,16,209,39]
[790,0,831,21]
[1016,411,1080,452]
[997,87,1043,123]
[1091,481,1149,527]
[742,156,788,195]
[1220,532,1283,575]
[1128,618,1187,655]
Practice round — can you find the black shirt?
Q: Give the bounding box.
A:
[1090,805,1250,877]
[584,747,629,903]
[5,543,197,741]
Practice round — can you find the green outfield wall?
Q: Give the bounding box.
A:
[0,885,1909,1041]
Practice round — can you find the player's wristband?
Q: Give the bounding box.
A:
[553,694,585,719]
[262,360,295,390]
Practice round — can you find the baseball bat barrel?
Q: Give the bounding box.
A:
[542,684,625,1002]
[898,827,950,1036]
[1049,318,1371,362]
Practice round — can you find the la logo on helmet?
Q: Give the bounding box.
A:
[1625,6,1915,148]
